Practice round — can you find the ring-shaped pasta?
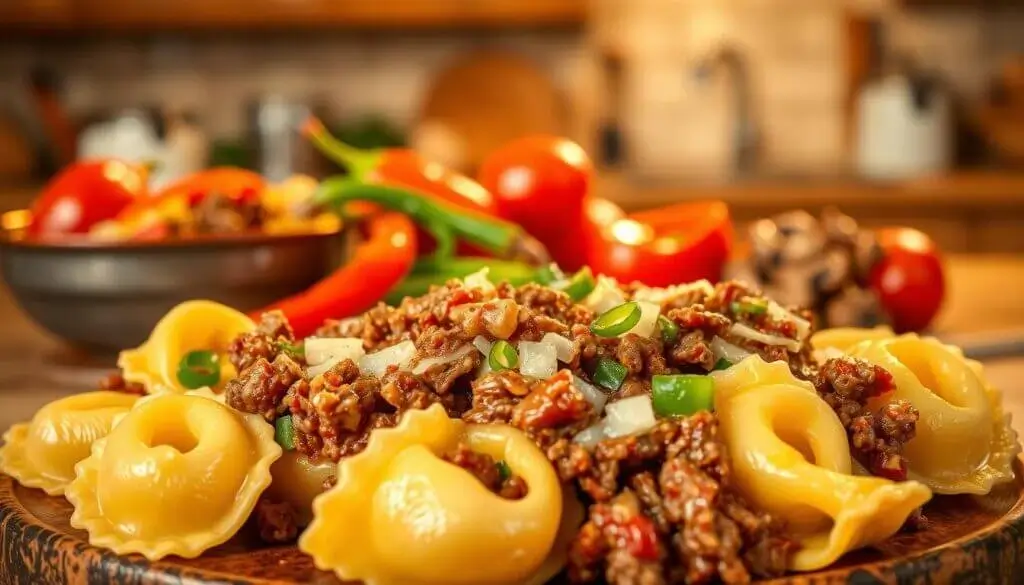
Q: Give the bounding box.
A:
[118,300,255,394]
[0,391,138,495]
[811,326,895,355]
[66,389,281,560]
[299,404,566,585]
[849,334,1019,495]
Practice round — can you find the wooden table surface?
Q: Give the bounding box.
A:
[1,254,1024,435]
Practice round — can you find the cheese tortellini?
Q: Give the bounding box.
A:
[118,300,255,393]
[712,357,932,572]
[846,333,1019,495]
[266,451,336,526]
[300,404,570,585]
[0,391,138,495]
[65,390,281,560]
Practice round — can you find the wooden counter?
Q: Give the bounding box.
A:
[1,254,1024,435]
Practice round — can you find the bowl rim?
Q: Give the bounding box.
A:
[0,213,343,253]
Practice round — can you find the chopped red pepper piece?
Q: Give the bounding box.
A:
[250,212,417,338]
[586,198,733,287]
[622,515,660,561]
[28,159,148,238]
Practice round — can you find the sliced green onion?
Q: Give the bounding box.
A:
[562,267,596,301]
[731,298,768,316]
[657,315,679,344]
[276,340,305,360]
[651,374,715,417]
[176,350,221,389]
[591,301,641,338]
[275,415,296,451]
[713,358,733,371]
[488,340,519,371]
[592,358,628,392]
[496,460,512,481]
[536,263,565,285]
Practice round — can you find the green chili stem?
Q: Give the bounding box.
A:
[316,180,523,257]
[386,257,543,305]
[302,117,381,179]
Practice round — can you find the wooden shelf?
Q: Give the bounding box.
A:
[2,0,586,31]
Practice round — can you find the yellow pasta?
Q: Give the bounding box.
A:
[266,451,337,526]
[118,300,255,393]
[848,334,1019,495]
[66,390,281,560]
[0,391,138,495]
[712,356,932,572]
[811,326,895,354]
[299,404,566,585]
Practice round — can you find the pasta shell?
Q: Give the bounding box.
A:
[810,326,896,354]
[714,356,932,572]
[0,391,138,495]
[850,334,1019,495]
[299,404,565,585]
[118,300,255,394]
[266,451,336,526]
[66,390,281,560]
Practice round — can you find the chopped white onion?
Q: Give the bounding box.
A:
[306,338,365,377]
[728,323,802,353]
[632,280,713,305]
[463,267,495,292]
[472,335,493,357]
[767,301,811,341]
[573,374,608,413]
[603,395,657,439]
[541,333,574,363]
[583,276,626,314]
[624,301,661,338]
[358,340,416,378]
[413,344,475,375]
[518,341,558,378]
[710,336,753,364]
[572,422,607,449]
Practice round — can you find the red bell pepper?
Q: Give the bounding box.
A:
[302,118,497,255]
[28,159,149,238]
[251,211,418,338]
[585,199,733,287]
[116,167,266,222]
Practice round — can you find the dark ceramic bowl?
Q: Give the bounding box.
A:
[0,216,346,350]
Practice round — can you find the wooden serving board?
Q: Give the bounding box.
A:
[2,467,1024,585]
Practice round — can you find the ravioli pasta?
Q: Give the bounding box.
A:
[118,300,255,393]
[300,404,569,585]
[0,391,138,495]
[65,389,281,560]
[712,357,932,571]
[847,334,1019,495]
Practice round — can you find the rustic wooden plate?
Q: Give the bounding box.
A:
[2,464,1024,585]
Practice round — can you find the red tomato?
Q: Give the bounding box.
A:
[869,227,946,332]
[478,135,593,269]
[117,167,265,221]
[27,159,147,237]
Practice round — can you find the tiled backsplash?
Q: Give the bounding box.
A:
[1,1,1023,180]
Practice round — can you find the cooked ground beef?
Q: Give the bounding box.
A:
[220,275,920,575]
[97,371,146,395]
[441,441,528,500]
[814,356,919,481]
[252,496,299,544]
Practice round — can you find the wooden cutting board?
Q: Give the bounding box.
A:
[413,51,566,174]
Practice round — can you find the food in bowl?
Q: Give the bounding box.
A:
[2,268,1017,584]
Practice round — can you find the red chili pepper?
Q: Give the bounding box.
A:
[251,212,417,338]
[302,118,497,255]
[585,199,733,287]
[28,159,148,238]
[477,135,593,270]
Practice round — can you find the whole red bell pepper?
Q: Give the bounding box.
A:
[28,159,149,238]
[302,118,497,255]
[585,198,733,287]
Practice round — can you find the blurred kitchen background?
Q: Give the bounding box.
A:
[2,0,1024,253]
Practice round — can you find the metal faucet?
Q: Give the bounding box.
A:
[693,46,759,177]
